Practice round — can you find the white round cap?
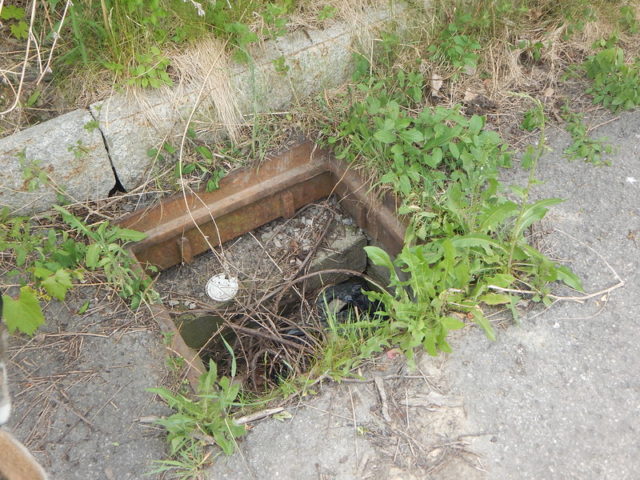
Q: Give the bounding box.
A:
[206,274,239,302]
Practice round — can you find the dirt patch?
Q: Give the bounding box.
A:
[3,286,169,479]
[208,350,487,479]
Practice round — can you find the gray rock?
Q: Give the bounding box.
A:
[0,109,114,214]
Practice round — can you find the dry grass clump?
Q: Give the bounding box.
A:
[170,38,242,143]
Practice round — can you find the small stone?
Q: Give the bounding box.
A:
[167,300,180,307]
[187,302,197,310]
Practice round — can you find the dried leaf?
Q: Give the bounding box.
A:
[430,73,443,96]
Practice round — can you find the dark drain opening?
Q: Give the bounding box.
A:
[153,198,384,392]
[119,141,405,390]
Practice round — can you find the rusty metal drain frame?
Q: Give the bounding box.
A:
[119,141,405,388]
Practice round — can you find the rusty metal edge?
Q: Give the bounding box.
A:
[313,147,405,255]
[127,254,207,387]
[122,141,406,391]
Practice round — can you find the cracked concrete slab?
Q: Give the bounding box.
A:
[4,287,170,480]
[0,109,115,214]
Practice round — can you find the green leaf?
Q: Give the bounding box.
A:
[163,142,177,154]
[78,300,90,315]
[364,246,395,274]
[514,198,563,237]
[479,293,512,305]
[429,147,443,167]
[374,129,396,144]
[468,115,484,133]
[85,243,101,269]
[42,269,73,301]
[26,89,41,107]
[478,201,519,233]
[451,233,506,253]
[11,21,29,40]
[53,205,91,236]
[484,273,516,288]
[2,287,45,335]
[449,141,460,159]
[470,308,495,341]
[196,145,213,160]
[1,5,25,20]
[399,128,424,144]
[510,185,527,200]
[441,316,465,330]
[113,227,147,243]
[555,265,584,292]
[507,295,520,325]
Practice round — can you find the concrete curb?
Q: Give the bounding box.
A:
[0,7,400,214]
[0,109,115,215]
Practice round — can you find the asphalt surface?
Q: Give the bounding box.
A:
[446,109,640,479]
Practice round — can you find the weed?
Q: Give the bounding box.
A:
[261,4,289,40]
[314,308,388,380]
[427,15,481,73]
[0,204,154,335]
[562,109,612,165]
[327,71,509,203]
[17,151,47,192]
[54,206,158,309]
[150,133,228,193]
[68,140,91,160]
[322,72,582,361]
[521,108,545,132]
[619,5,639,33]
[225,22,259,63]
[517,39,545,64]
[0,4,28,40]
[563,3,598,38]
[149,359,246,477]
[125,46,173,89]
[83,120,99,133]
[273,56,290,75]
[317,5,337,21]
[584,46,640,112]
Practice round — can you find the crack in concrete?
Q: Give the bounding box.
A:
[88,108,126,195]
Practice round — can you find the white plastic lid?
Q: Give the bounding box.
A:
[206,274,239,302]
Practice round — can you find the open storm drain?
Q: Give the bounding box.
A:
[118,142,405,390]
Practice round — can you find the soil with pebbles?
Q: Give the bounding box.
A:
[154,197,362,312]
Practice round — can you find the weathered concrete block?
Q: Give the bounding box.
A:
[0,109,114,214]
[307,224,368,291]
